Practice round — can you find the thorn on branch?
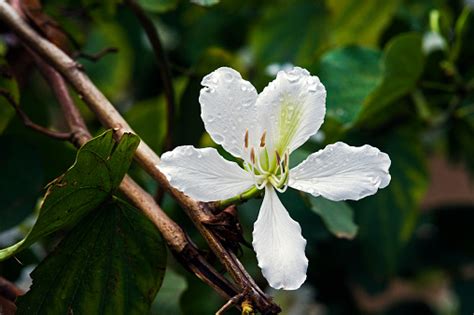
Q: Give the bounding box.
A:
[0,88,72,140]
[74,47,118,62]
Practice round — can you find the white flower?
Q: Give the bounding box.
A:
[158,67,391,290]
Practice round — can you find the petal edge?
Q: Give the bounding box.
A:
[289,142,391,201]
[252,185,308,290]
[158,146,254,201]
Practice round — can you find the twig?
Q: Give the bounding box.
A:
[74,47,118,62]
[0,88,72,140]
[124,0,175,151]
[216,291,246,315]
[0,3,281,313]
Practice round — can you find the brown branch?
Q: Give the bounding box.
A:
[0,88,72,140]
[0,277,22,315]
[0,3,280,313]
[124,0,175,152]
[351,278,452,314]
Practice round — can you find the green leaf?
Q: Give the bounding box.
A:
[151,269,187,315]
[16,199,167,315]
[0,130,139,260]
[125,77,187,154]
[319,46,383,126]
[250,0,329,66]
[353,129,428,277]
[139,0,178,12]
[359,33,425,122]
[126,98,166,153]
[0,59,19,134]
[309,196,358,239]
[190,0,220,6]
[327,0,400,46]
[0,136,44,231]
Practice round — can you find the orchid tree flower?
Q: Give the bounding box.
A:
[158,67,391,290]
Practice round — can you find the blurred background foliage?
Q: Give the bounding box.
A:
[1,0,474,314]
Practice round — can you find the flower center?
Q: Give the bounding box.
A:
[242,129,290,192]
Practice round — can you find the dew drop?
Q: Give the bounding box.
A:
[207,114,215,122]
[308,84,318,92]
[204,87,215,94]
[223,72,234,82]
[184,147,193,156]
[213,133,225,143]
[242,99,253,107]
[285,70,300,83]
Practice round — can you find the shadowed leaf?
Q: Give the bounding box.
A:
[0,130,139,260]
[309,196,358,239]
[16,199,167,315]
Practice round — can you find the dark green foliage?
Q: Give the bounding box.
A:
[0,137,43,230]
[17,199,167,315]
[1,0,473,314]
[0,130,139,260]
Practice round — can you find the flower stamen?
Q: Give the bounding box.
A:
[244,129,249,149]
[260,130,267,147]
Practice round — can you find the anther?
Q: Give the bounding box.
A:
[250,147,255,164]
[275,151,281,165]
[244,129,249,149]
[260,130,266,147]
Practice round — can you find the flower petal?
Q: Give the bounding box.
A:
[256,67,326,155]
[199,67,260,159]
[158,146,254,202]
[289,142,391,201]
[252,185,308,290]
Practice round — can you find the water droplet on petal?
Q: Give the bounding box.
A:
[207,114,215,122]
[285,69,301,83]
[203,87,215,94]
[223,72,234,82]
[213,133,224,143]
[242,98,253,107]
[308,84,318,92]
[184,147,193,156]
